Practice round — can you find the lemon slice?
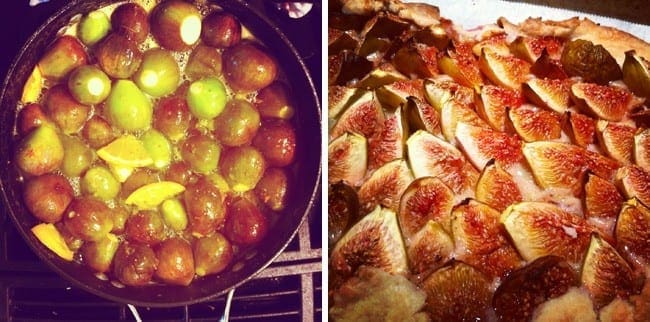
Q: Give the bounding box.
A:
[31,223,74,261]
[108,163,135,183]
[97,135,154,168]
[125,181,186,210]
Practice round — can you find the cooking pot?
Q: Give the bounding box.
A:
[0,0,321,307]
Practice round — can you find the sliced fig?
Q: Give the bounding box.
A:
[367,106,407,173]
[330,206,408,283]
[615,198,650,266]
[476,161,523,212]
[635,128,650,171]
[407,130,478,199]
[328,132,367,187]
[565,111,596,147]
[522,78,572,114]
[584,173,623,220]
[412,24,449,50]
[407,220,453,275]
[530,50,568,79]
[438,42,484,92]
[357,36,392,63]
[493,255,579,322]
[581,234,636,309]
[501,201,593,263]
[421,261,492,321]
[523,141,619,193]
[622,50,650,99]
[440,99,487,144]
[329,182,360,249]
[476,84,524,132]
[455,122,523,170]
[478,48,531,90]
[392,42,439,79]
[509,104,562,142]
[398,176,454,238]
[359,12,410,40]
[330,91,384,141]
[357,159,413,214]
[596,120,635,164]
[509,36,564,63]
[328,50,373,86]
[452,199,522,278]
[404,96,441,135]
[617,165,650,207]
[571,82,644,122]
[355,63,408,89]
[423,77,474,111]
[328,28,359,55]
[328,85,359,119]
[375,79,424,109]
[531,287,597,322]
[472,33,510,57]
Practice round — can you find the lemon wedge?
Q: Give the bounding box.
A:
[125,181,186,209]
[108,163,135,183]
[21,66,43,104]
[97,135,154,168]
[31,223,74,261]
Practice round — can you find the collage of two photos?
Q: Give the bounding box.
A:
[1,0,650,320]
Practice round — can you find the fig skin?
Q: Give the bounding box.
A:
[81,115,115,149]
[124,210,166,245]
[17,103,49,136]
[252,120,296,167]
[80,233,119,273]
[225,197,269,245]
[15,123,64,177]
[63,197,113,242]
[201,12,241,48]
[113,241,158,286]
[23,174,74,223]
[43,84,90,135]
[150,0,202,51]
[223,42,278,93]
[561,39,622,85]
[37,35,88,81]
[184,44,222,81]
[155,237,194,286]
[255,82,295,120]
[95,33,143,79]
[193,233,233,276]
[184,177,226,236]
[254,167,290,212]
[328,181,360,249]
[111,3,149,44]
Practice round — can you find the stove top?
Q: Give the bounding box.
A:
[0,0,322,321]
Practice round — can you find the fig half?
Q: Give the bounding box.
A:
[328,182,360,249]
[407,220,453,275]
[452,199,522,278]
[438,42,484,92]
[375,79,425,109]
[617,165,650,208]
[476,84,524,132]
[440,99,487,144]
[564,111,596,147]
[328,132,367,187]
[423,77,474,111]
[357,159,413,214]
[367,106,408,172]
[509,104,562,142]
[523,141,619,193]
[330,90,384,141]
[584,173,623,220]
[501,201,593,263]
[476,161,523,212]
[571,82,644,122]
[407,130,478,199]
[479,48,531,90]
[421,261,492,322]
[635,128,650,172]
[455,122,523,170]
[596,120,635,164]
[404,96,440,135]
[615,198,650,266]
[493,255,579,322]
[330,206,408,283]
[522,78,572,114]
[398,176,454,238]
[581,234,636,309]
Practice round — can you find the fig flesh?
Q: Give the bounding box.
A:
[522,78,572,114]
[622,50,650,99]
[596,120,635,164]
[571,82,643,122]
[509,104,562,142]
[328,132,367,187]
[617,165,650,208]
[398,176,454,238]
[479,48,531,90]
[476,161,523,212]
[635,128,650,171]
[615,198,650,266]
[407,220,453,275]
[476,84,524,132]
[357,159,413,214]
[455,121,523,170]
[438,42,484,92]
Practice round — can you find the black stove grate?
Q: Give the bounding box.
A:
[0,0,322,321]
